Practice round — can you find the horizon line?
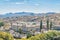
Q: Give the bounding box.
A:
[0,11,60,15]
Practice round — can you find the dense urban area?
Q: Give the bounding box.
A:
[0,13,60,40]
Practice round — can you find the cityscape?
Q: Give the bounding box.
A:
[0,0,60,40]
[0,12,60,40]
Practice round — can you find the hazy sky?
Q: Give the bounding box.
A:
[0,0,60,14]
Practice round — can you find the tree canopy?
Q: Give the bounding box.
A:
[0,22,4,27]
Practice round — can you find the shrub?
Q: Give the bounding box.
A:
[0,31,14,40]
[27,33,33,38]
[0,38,4,40]
[20,30,60,40]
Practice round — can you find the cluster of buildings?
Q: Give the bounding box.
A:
[0,13,60,38]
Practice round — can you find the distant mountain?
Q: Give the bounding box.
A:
[0,12,35,18]
[0,12,56,18]
[46,12,55,14]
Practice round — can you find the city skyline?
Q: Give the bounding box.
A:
[0,0,60,14]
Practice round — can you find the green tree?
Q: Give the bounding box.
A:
[0,22,4,27]
[47,19,49,30]
[27,33,32,38]
[18,28,23,34]
[40,20,43,32]
[17,22,19,31]
[50,21,52,30]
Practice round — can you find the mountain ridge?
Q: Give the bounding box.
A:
[0,12,55,18]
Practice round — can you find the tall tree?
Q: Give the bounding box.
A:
[17,22,19,31]
[18,28,23,34]
[50,21,52,30]
[0,22,4,27]
[9,20,12,27]
[47,19,49,30]
[40,20,43,32]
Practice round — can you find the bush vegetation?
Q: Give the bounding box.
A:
[18,30,60,40]
[1,30,60,40]
[0,31,14,40]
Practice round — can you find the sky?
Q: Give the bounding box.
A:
[0,0,60,14]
